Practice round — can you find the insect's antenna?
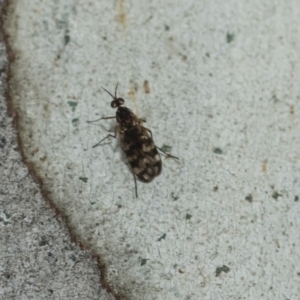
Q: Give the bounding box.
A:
[101,87,116,100]
[114,82,119,98]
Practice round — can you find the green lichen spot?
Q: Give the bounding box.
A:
[171,192,179,201]
[245,194,253,203]
[157,233,166,241]
[68,101,78,112]
[72,118,79,127]
[141,258,148,266]
[79,177,88,183]
[64,30,71,45]
[272,191,282,200]
[216,265,230,277]
[213,147,223,154]
[226,32,234,43]
[186,213,192,220]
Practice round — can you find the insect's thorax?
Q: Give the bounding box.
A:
[116,106,140,131]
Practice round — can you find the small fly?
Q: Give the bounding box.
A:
[88,83,178,197]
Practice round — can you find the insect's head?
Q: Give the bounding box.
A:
[102,83,125,108]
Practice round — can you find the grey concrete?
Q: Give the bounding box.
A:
[3,0,300,299]
[0,4,115,299]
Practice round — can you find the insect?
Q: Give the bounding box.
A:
[88,83,178,197]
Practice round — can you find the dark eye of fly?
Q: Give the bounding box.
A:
[111,98,124,108]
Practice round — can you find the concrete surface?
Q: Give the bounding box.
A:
[0,2,115,300]
[3,0,300,299]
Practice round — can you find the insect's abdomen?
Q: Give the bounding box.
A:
[121,130,162,183]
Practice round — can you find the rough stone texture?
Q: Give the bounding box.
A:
[0,3,115,300]
[3,0,300,299]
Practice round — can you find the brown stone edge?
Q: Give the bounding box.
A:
[0,1,128,300]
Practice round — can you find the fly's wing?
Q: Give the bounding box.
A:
[120,126,162,183]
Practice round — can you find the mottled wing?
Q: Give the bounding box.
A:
[119,125,162,182]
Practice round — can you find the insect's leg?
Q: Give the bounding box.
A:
[157,147,179,160]
[139,118,147,123]
[87,116,115,123]
[92,127,117,148]
[133,175,138,198]
[145,127,153,138]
